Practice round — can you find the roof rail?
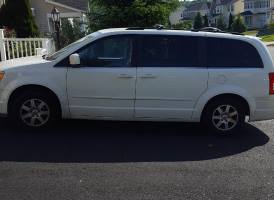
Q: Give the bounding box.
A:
[191,27,244,35]
[126,24,166,31]
[126,27,145,30]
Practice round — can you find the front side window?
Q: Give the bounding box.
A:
[140,35,203,67]
[206,37,263,68]
[77,36,133,67]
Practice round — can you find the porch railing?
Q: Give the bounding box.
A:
[0,29,55,61]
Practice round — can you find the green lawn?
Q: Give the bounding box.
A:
[243,30,258,36]
[260,34,274,42]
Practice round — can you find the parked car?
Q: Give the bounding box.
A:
[0,28,273,134]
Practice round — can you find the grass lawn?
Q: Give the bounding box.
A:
[243,30,258,36]
[260,34,274,42]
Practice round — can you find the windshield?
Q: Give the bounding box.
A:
[45,33,96,61]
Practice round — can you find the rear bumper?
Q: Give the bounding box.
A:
[250,97,274,121]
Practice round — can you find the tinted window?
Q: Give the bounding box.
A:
[206,37,263,68]
[140,35,203,67]
[77,36,133,67]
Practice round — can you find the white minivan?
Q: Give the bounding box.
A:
[0,28,274,134]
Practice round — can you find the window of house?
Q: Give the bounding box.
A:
[206,37,263,68]
[77,36,133,67]
[140,36,203,67]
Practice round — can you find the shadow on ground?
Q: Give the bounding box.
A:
[0,118,269,163]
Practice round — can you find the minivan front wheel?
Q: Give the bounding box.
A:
[9,91,60,129]
[202,98,245,134]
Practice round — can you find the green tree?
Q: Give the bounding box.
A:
[216,15,226,30]
[193,12,203,29]
[60,18,86,48]
[228,13,234,31]
[0,0,39,37]
[87,0,180,32]
[203,15,209,27]
[231,15,246,33]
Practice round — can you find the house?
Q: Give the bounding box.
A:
[183,2,211,20]
[210,0,244,26]
[241,0,272,28]
[29,0,88,35]
[169,5,186,25]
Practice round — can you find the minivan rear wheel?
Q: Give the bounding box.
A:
[202,98,245,134]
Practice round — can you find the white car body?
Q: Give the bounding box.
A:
[0,28,274,125]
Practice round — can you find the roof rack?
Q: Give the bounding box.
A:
[126,24,166,31]
[126,26,244,36]
[191,27,244,35]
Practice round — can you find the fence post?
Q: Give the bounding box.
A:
[0,29,6,61]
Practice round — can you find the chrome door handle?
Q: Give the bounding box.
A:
[118,74,135,79]
[139,74,157,79]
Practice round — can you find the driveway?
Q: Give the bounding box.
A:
[0,118,273,200]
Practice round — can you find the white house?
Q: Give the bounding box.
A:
[29,0,88,35]
[241,0,273,28]
[183,2,211,20]
[210,0,244,26]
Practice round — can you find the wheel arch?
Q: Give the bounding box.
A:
[200,93,251,121]
[8,84,62,117]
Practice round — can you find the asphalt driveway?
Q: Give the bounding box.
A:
[0,118,273,200]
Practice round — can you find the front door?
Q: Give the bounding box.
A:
[67,35,136,120]
[135,35,208,120]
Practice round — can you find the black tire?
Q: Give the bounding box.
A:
[202,98,246,135]
[9,91,60,129]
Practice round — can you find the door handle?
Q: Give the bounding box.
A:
[118,74,135,79]
[139,74,157,79]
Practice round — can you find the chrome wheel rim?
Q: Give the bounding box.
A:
[20,99,50,127]
[212,105,239,131]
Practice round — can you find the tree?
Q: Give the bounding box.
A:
[228,13,234,31]
[193,12,203,29]
[231,15,246,33]
[87,0,180,32]
[60,18,86,48]
[0,0,39,37]
[216,15,226,30]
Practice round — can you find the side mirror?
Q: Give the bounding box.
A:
[69,54,80,65]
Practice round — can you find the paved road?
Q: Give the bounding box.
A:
[0,118,273,200]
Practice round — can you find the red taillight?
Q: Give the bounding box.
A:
[269,73,274,95]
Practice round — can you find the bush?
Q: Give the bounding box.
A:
[171,21,192,30]
[231,15,246,33]
[216,15,226,30]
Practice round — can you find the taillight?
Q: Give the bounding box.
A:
[269,73,274,95]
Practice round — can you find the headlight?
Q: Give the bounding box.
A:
[0,71,5,81]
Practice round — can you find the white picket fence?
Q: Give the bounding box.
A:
[0,29,55,61]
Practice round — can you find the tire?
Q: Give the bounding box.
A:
[9,91,60,129]
[202,98,246,135]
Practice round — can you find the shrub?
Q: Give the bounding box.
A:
[231,15,246,33]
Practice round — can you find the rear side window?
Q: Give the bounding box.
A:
[206,37,263,68]
[140,35,203,67]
